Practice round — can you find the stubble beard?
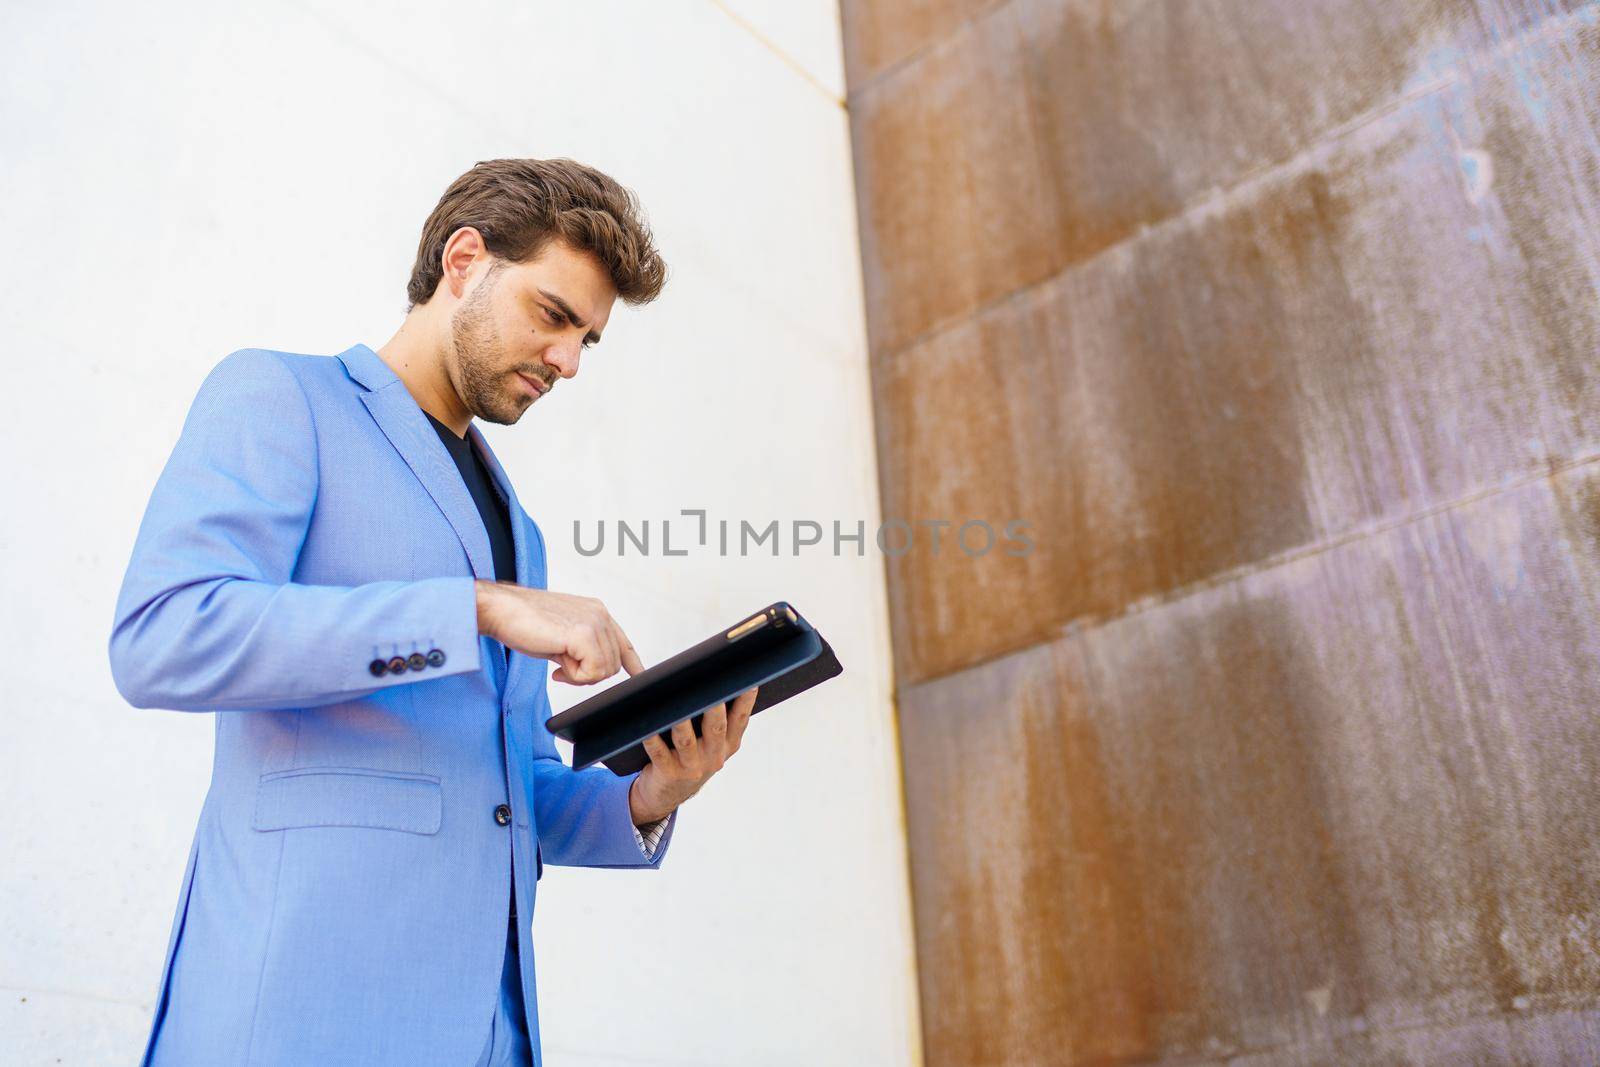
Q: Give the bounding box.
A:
[449,270,530,427]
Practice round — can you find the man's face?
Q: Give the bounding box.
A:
[447,238,618,426]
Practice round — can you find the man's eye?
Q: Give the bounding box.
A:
[540,306,564,326]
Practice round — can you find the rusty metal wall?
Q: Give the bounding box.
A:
[842,1,1600,1063]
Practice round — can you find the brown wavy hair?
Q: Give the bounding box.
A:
[405,158,667,312]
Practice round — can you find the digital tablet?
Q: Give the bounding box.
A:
[544,601,842,775]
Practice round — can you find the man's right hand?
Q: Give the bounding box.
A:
[475,581,645,684]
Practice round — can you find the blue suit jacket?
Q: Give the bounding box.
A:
[108,343,676,1065]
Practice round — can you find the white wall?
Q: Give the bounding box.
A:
[0,2,920,1064]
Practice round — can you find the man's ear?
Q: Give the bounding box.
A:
[440,226,489,301]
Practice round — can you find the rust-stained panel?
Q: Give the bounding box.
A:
[899,463,1600,1066]
[872,18,1600,684]
[840,0,998,91]
[848,0,1599,356]
[846,0,1600,1064]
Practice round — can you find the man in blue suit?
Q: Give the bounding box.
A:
[108,158,758,1066]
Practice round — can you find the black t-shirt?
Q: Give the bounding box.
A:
[424,410,540,905]
[423,411,517,584]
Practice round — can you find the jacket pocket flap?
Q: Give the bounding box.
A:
[252,767,442,835]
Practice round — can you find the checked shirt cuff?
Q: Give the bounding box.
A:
[632,814,670,861]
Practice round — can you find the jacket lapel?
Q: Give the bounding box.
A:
[338,344,495,583]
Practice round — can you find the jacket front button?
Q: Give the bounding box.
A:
[494,804,512,826]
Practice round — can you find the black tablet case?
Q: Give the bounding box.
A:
[544,602,842,775]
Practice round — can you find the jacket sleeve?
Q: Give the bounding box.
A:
[528,760,678,870]
[517,509,677,869]
[107,349,482,712]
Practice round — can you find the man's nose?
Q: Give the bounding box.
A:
[543,339,582,379]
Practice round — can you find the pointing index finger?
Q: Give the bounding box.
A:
[620,637,645,676]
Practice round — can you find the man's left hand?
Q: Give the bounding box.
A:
[629,687,758,825]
